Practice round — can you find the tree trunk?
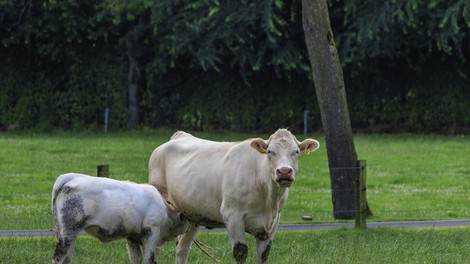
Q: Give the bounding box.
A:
[127,53,140,128]
[301,0,361,219]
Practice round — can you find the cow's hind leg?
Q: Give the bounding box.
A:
[52,233,78,264]
[176,223,200,264]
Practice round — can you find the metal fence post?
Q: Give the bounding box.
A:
[104,108,109,134]
[303,109,309,137]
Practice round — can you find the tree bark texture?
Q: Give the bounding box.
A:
[302,0,358,219]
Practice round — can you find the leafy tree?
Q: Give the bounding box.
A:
[1,0,469,131]
[329,0,470,71]
[0,0,124,129]
[326,0,470,131]
[102,0,312,127]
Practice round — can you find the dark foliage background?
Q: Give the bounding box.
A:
[1,0,468,133]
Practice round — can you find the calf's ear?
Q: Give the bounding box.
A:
[250,138,268,154]
[177,212,187,222]
[166,202,183,221]
[299,139,320,155]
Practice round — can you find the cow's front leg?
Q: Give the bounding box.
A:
[256,238,273,264]
[255,217,279,263]
[176,223,200,264]
[225,214,248,264]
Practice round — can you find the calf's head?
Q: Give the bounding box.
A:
[250,129,319,187]
[162,202,190,243]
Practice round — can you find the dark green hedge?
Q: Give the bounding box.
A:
[2,58,469,133]
[1,55,468,133]
[345,59,470,133]
[0,57,128,131]
[144,61,470,133]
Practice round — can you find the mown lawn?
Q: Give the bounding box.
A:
[0,129,469,230]
[1,227,470,263]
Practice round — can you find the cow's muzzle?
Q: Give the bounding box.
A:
[276,167,294,187]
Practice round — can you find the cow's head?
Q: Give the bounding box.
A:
[250,129,319,187]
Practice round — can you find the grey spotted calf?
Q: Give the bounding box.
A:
[51,173,189,264]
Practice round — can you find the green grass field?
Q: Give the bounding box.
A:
[0,129,469,230]
[0,129,469,263]
[2,227,470,263]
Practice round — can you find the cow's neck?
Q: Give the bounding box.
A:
[265,180,288,215]
[261,182,288,233]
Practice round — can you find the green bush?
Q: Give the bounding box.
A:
[0,58,127,131]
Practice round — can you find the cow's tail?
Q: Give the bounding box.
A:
[51,173,77,237]
[194,237,222,264]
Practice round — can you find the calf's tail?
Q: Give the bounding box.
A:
[51,173,77,235]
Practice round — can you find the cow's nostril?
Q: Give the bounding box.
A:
[276,167,293,176]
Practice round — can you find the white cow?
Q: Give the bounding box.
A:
[149,129,320,264]
[51,173,189,264]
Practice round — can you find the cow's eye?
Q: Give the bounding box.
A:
[267,149,274,155]
[295,149,300,155]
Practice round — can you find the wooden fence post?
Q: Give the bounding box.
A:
[355,160,367,228]
[97,165,109,178]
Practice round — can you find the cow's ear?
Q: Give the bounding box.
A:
[299,139,320,155]
[250,139,268,154]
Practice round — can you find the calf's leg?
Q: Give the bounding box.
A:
[142,228,160,264]
[126,238,143,264]
[52,233,77,264]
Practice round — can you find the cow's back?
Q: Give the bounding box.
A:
[149,132,236,226]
